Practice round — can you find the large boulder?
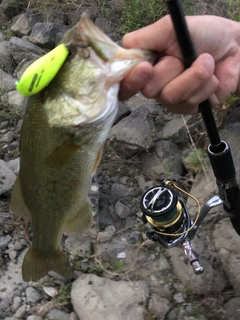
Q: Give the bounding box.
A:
[71,274,149,320]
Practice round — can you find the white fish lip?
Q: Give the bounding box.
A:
[71,85,119,128]
[47,84,119,129]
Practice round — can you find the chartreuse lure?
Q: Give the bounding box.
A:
[16,44,69,96]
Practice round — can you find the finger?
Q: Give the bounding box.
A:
[164,77,219,114]
[214,55,240,101]
[159,53,215,106]
[122,15,176,52]
[141,56,183,98]
[118,61,153,101]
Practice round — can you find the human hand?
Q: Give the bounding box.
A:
[119,15,240,114]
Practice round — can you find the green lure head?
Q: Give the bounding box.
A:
[16,43,69,96]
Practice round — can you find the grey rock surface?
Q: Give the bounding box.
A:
[6,157,20,175]
[223,297,240,320]
[0,6,10,28]
[213,218,240,295]
[9,36,45,64]
[0,0,23,18]
[0,159,16,195]
[46,308,70,320]
[26,316,43,320]
[11,12,45,36]
[139,140,184,180]
[0,40,13,74]
[26,287,42,304]
[27,22,70,49]
[8,90,28,109]
[168,240,228,295]
[71,274,149,320]
[0,69,16,91]
[148,295,171,319]
[95,17,116,33]
[114,101,131,124]
[162,115,191,146]
[110,105,155,157]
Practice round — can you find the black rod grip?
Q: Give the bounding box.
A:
[207,141,235,182]
[225,186,240,235]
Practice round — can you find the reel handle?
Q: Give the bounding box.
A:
[182,240,204,275]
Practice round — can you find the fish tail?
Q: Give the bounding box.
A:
[22,247,73,282]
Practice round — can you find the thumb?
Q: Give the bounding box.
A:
[122,15,175,52]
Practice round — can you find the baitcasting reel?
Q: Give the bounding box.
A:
[140,179,224,275]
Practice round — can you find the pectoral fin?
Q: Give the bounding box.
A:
[10,176,31,219]
[64,200,93,235]
[92,147,103,175]
[46,139,80,167]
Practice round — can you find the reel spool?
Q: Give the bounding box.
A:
[140,183,185,236]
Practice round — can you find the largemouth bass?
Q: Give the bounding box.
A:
[10,13,156,282]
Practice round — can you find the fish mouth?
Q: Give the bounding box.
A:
[71,97,117,128]
[46,84,119,129]
[44,13,156,129]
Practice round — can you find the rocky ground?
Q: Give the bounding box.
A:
[1,0,240,319]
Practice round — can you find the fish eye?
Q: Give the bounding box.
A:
[66,44,78,59]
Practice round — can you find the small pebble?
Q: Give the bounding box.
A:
[26,287,42,304]
[0,131,15,143]
[12,296,22,311]
[151,275,157,281]
[27,316,43,320]
[117,252,126,259]
[14,304,27,319]
[43,286,58,298]
[90,184,98,192]
[69,312,78,320]
[13,239,27,251]
[0,121,8,129]
[47,308,70,320]
[9,250,17,260]
[128,231,141,244]
[0,234,12,249]
[115,200,131,219]
[0,298,9,309]
[174,292,185,303]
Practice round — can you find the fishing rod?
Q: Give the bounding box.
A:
[140,0,240,274]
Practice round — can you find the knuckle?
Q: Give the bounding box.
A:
[141,85,158,99]
[194,64,210,82]
[160,89,180,106]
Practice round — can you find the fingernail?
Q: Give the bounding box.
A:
[202,53,215,72]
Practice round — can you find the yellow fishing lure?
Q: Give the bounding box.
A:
[16,44,69,96]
